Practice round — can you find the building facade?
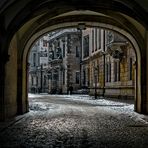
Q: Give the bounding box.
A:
[28,36,49,93]
[29,29,81,94]
[48,29,81,94]
[29,27,136,99]
[81,28,136,99]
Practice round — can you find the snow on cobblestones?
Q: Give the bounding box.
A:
[0,94,148,148]
[29,94,148,125]
[41,94,148,124]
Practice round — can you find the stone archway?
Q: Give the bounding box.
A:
[20,21,141,115]
[1,0,148,120]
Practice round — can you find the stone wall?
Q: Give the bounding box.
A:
[4,35,18,118]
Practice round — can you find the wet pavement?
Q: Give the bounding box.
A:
[0,94,148,148]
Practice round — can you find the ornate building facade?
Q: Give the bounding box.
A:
[29,27,136,99]
[29,29,81,94]
[28,36,49,93]
[48,29,81,94]
[81,28,136,99]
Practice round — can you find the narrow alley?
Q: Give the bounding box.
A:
[0,94,148,148]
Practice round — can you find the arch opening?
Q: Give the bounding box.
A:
[24,24,140,115]
[3,7,146,121]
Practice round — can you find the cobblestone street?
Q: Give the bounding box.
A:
[0,94,148,148]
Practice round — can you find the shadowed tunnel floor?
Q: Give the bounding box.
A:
[0,94,148,148]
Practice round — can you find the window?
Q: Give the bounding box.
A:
[38,53,40,65]
[31,76,33,85]
[95,28,97,51]
[33,53,36,66]
[43,75,46,85]
[63,70,65,85]
[76,72,80,84]
[92,29,94,52]
[114,61,120,82]
[76,46,79,57]
[83,70,86,85]
[118,61,120,81]
[48,72,52,80]
[58,41,60,47]
[83,35,89,58]
[114,61,117,82]
[43,40,47,47]
[98,29,101,49]
[129,58,133,80]
[33,77,36,86]
[105,62,111,82]
[87,68,90,86]
[36,77,38,85]
[108,63,111,82]
[53,72,58,80]
[67,34,71,53]
[63,43,65,57]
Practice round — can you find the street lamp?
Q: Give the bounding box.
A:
[40,64,43,93]
[94,67,98,99]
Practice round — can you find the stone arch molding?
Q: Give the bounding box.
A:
[1,0,148,122]
[22,21,141,113]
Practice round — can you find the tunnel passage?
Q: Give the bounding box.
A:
[0,0,148,121]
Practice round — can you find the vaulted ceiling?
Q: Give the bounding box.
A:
[0,0,148,54]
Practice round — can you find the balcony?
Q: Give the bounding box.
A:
[106,32,128,60]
